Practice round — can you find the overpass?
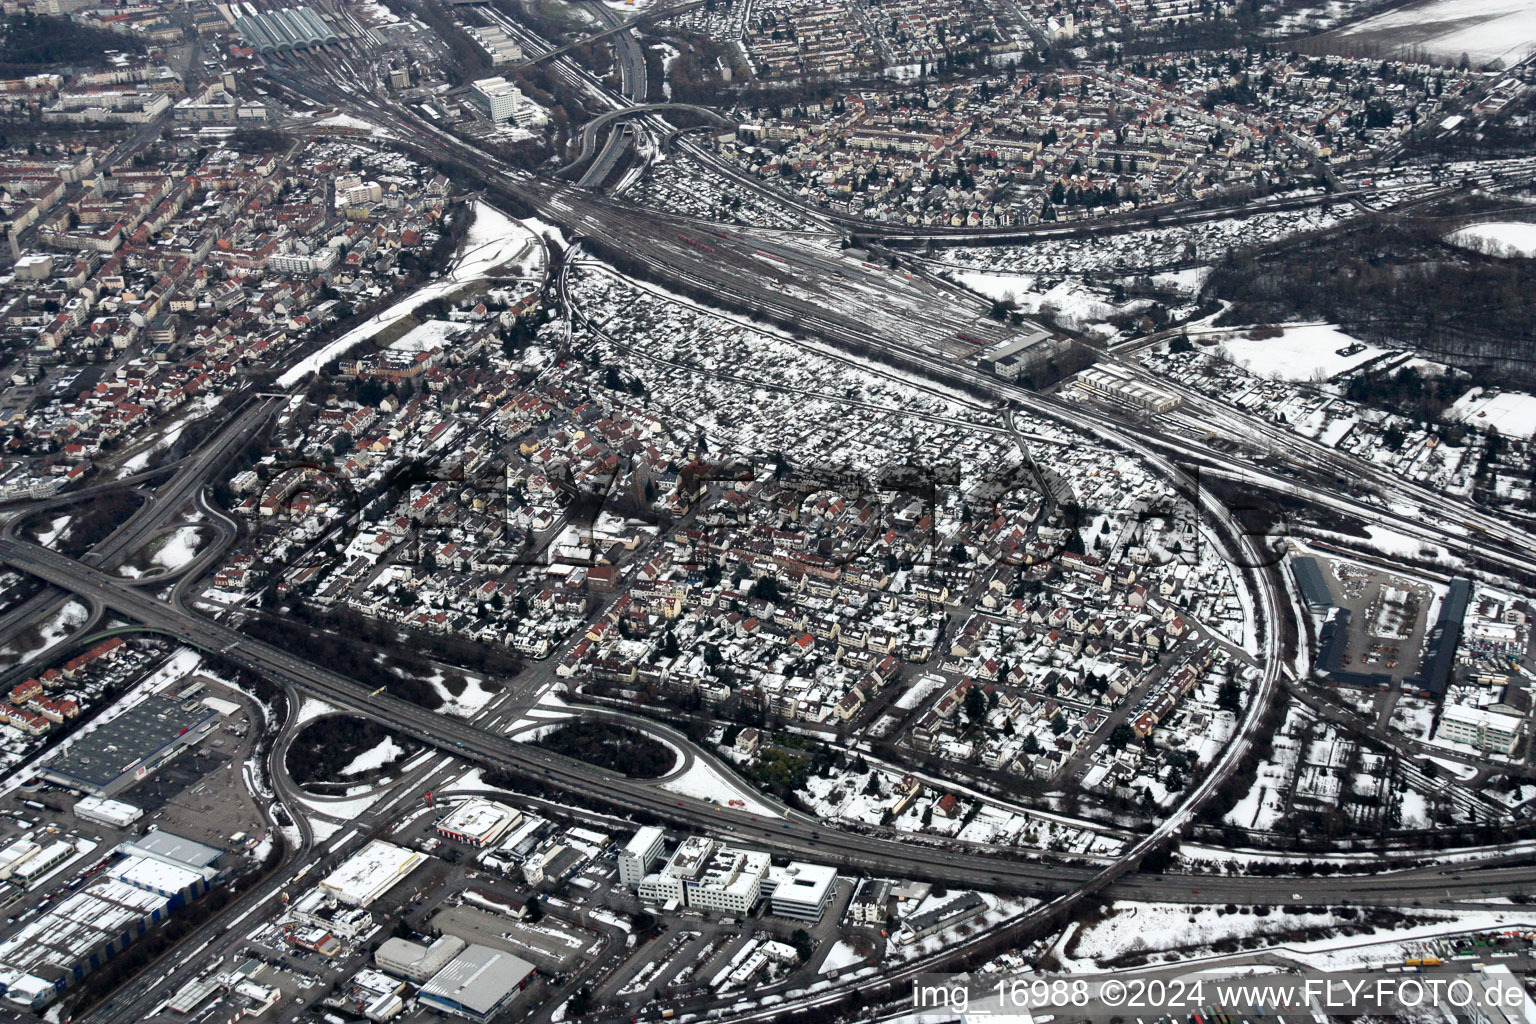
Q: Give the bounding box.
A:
[562,102,731,177]
[2,535,1530,914]
[0,397,278,652]
[502,0,706,70]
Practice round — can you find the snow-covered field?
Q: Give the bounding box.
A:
[1329,0,1536,66]
[0,600,89,667]
[389,318,469,353]
[427,672,500,718]
[953,271,1121,330]
[312,112,391,137]
[1446,221,1536,258]
[152,527,202,571]
[339,736,406,776]
[1072,902,1350,963]
[1216,325,1387,382]
[818,940,866,974]
[659,757,779,816]
[1448,387,1536,438]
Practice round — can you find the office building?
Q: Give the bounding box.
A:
[766,862,838,921]
[375,934,465,983]
[618,825,665,888]
[637,836,769,916]
[1437,704,1522,754]
[471,77,524,123]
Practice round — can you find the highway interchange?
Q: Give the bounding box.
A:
[0,5,1533,1021]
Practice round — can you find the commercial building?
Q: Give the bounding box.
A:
[129,831,222,870]
[765,862,838,921]
[0,840,40,881]
[375,934,465,983]
[233,6,338,52]
[40,694,220,797]
[521,842,586,888]
[979,328,1070,381]
[1437,704,1522,755]
[1291,557,1334,614]
[1410,577,1471,698]
[348,969,406,1022]
[899,891,987,944]
[417,943,535,1022]
[0,831,220,1009]
[466,26,523,66]
[847,878,891,925]
[638,836,769,915]
[73,796,143,830]
[318,841,425,907]
[435,798,520,848]
[1073,365,1181,414]
[290,888,374,940]
[471,76,527,124]
[618,825,665,888]
[11,840,75,887]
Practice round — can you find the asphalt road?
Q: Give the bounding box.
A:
[1,537,1529,917]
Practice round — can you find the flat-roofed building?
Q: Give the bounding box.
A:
[1437,703,1522,754]
[318,841,424,908]
[639,835,769,915]
[1073,365,1181,414]
[979,327,1069,381]
[435,798,520,848]
[471,76,525,123]
[766,862,838,921]
[618,825,665,888]
[73,796,142,829]
[40,694,219,796]
[417,944,535,1022]
[375,934,465,983]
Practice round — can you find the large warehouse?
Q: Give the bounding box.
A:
[40,694,221,797]
[0,831,221,1010]
[318,840,424,907]
[417,944,535,1022]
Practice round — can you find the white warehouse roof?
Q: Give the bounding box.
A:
[319,840,424,907]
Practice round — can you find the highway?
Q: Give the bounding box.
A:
[35,23,1533,1020]
[0,397,278,660]
[3,536,1531,919]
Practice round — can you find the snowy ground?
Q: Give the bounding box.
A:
[0,600,89,667]
[33,514,69,547]
[153,527,202,569]
[1329,0,1536,66]
[277,201,539,386]
[818,940,866,974]
[1446,221,1536,258]
[389,318,470,353]
[1071,902,1354,963]
[425,672,500,717]
[339,735,407,776]
[295,696,340,727]
[1215,325,1388,382]
[312,112,393,138]
[1448,387,1536,438]
[953,271,1123,330]
[658,757,780,816]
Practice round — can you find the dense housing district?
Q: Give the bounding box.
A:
[0,0,1528,1019]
